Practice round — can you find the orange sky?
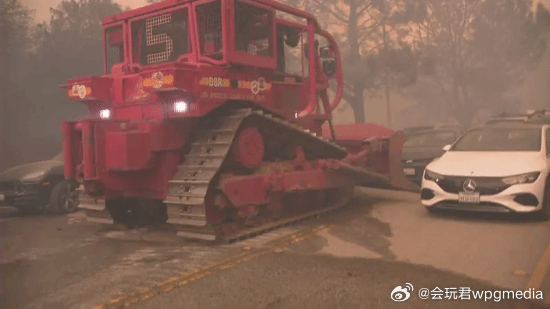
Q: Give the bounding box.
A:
[25,0,149,22]
[24,0,550,23]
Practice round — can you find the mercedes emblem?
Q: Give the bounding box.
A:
[463,179,477,192]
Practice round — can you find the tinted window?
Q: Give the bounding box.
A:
[234,1,272,57]
[452,128,541,151]
[105,26,124,73]
[196,1,222,60]
[404,132,456,148]
[486,119,525,125]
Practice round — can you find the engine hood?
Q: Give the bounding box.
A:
[427,151,546,177]
[1,160,62,181]
[402,147,445,162]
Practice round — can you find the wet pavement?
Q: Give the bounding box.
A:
[1,188,549,309]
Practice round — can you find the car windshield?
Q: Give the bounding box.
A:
[485,119,525,125]
[404,131,456,148]
[451,127,541,151]
[52,153,63,161]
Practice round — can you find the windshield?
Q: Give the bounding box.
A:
[52,153,63,161]
[451,127,541,151]
[131,9,189,65]
[404,131,456,148]
[486,119,525,125]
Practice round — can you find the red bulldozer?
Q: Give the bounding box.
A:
[61,0,419,241]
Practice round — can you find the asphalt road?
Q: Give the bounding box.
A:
[1,188,550,309]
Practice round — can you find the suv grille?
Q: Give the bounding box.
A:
[436,176,510,195]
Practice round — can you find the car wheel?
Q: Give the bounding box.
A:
[50,180,79,214]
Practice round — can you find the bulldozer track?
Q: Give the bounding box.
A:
[80,107,352,242]
[215,190,350,243]
[164,107,348,241]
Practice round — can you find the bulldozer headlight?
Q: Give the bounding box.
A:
[99,109,111,119]
[173,101,188,113]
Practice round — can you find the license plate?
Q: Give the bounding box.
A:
[458,192,480,204]
[0,194,4,201]
[403,168,415,176]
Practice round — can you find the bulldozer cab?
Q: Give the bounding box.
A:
[100,0,342,118]
[101,0,333,71]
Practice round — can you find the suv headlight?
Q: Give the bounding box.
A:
[501,172,540,185]
[424,169,445,182]
[21,170,47,182]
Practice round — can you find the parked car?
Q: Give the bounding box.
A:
[485,110,550,126]
[485,112,531,125]
[402,129,460,185]
[0,153,79,214]
[433,122,463,137]
[421,123,550,218]
[403,123,462,139]
[402,125,435,138]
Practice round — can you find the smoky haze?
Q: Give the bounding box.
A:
[1,0,550,169]
[529,37,550,110]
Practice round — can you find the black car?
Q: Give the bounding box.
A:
[0,153,79,214]
[401,129,459,185]
[486,110,550,125]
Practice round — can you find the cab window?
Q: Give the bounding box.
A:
[196,1,223,60]
[276,25,304,76]
[234,1,273,57]
[105,25,124,73]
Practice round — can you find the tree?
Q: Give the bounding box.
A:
[4,0,122,166]
[31,0,121,132]
[407,0,544,127]
[0,0,32,169]
[285,0,419,122]
[530,3,550,110]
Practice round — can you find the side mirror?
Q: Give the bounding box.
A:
[319,46,336,76]
[442,144,451,152]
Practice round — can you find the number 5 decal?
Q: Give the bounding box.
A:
[146,14,173,64]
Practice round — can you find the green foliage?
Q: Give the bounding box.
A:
[34,0,122,78]
[4,0,122,167]
[0,0,34,168]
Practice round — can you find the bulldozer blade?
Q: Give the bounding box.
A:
[323,123,421,193]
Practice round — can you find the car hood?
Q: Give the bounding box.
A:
[402,147,445,162]
[427,151,546,177]
[1,160,61,181]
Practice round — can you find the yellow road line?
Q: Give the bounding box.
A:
[94,224,332,309]
[517,242,550,307]
[524,243,550,291]
[509,242,550,309]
